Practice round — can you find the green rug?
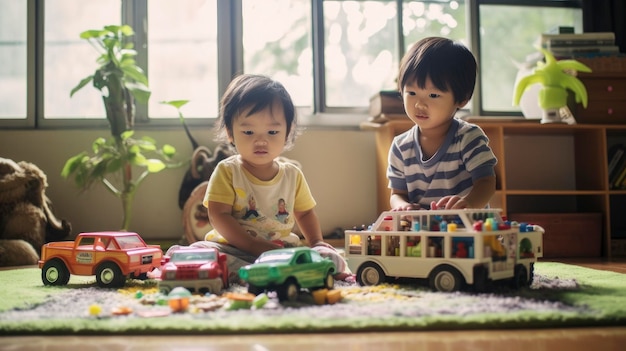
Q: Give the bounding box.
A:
[1,262,625,335]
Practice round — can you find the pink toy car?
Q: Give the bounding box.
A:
[158,247,229,294]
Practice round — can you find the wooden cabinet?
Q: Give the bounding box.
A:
[362,118,626,259]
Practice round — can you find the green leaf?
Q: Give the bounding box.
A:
[162,144,177,157]
[70,76,95,97]
[118,24,135,36]
[126,83,151,103]
[79,29,106,40]
[61,153,88,178]
[122,66,149,86]
[132,153,148,165]
[128,144,141,155]
[121,130,135,140]
[160,100,189,109]
[146,159,166,173]
[106,158,124,173]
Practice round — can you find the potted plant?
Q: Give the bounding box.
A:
[61,25,182,231]
[513,48,592,124]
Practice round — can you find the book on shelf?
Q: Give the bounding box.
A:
[540,32,616,48]
[548,45,620,56]
[612,163,626,190]
[547,26,575,34]
[608,144,626,187]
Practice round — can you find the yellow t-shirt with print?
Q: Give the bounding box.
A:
[202,155,316,245]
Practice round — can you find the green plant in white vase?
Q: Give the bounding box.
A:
[513,48,592,124]
[62,25,182,231]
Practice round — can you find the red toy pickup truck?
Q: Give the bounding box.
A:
[39,231,162,288]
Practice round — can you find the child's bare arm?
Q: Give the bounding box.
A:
[207,201,281,256]
[294,208,324,246]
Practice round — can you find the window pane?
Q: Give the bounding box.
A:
[242,0,311,107]
[324,0,399,107]
[479,5,582,113]
[44,0,120,119]
[402,1,466,50]
[0,0,27,119]
[148,0,218,118]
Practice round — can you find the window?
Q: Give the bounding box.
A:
[0,0,27,121]
[147,0,218,119]
[43,0,120,119]
[0,0,582,128]
[477,2,583,114]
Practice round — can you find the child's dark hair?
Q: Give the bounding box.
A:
[215,74,299,149]
[397,37,477,104]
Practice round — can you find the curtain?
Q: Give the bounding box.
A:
[582,0,626,53]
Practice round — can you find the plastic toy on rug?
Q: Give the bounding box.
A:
[238,247,337,302]
[344,208,544,292]
[39,231,162,288]
[157,246,229,294]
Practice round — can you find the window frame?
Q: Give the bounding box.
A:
[3,0,582,130]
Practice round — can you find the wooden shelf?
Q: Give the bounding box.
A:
[363,118,626,259]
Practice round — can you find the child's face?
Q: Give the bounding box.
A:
[229,100,288,168]
[402,77,467,130]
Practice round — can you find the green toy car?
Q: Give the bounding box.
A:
[238,247,337,302]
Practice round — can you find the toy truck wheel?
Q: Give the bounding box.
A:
[247,284,264,295]
[512,264,529,289]
[323,271,334,289]
[42,259,70,286]
[95,262,126,288]
[277,278,299,302]
[429,265,463,292]
[356,262,386,286]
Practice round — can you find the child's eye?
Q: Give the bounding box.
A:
[404,91,416,96]
[428,93,440,98]
[268,130,279,135]
[243,130,253,135]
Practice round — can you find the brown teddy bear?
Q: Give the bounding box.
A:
[0,158,71,267]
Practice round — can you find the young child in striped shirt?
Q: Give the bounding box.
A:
[388,37,497,211]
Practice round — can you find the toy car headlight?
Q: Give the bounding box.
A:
[198,270,209,279]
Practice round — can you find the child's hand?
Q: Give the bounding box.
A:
[392,203,421,211]
[311,242,350,279]
[432,196,468,210]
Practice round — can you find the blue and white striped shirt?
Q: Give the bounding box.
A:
[387,118,497,208]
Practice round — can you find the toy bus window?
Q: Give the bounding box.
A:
[410,216,421,231]
[406,236,421,257]
[386,235,400,256]
[427,237,443,257]
[484,234,506,261]
[367,235,381,255]
[400,217,412,231]
[519,238,534,258]
[349,234,362,254]
[452,237,474,258]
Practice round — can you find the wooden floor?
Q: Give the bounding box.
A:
[3,258,626,351]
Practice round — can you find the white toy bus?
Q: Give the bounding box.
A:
[344,208,543,292]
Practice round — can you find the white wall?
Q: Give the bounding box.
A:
[0,127,378,241]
